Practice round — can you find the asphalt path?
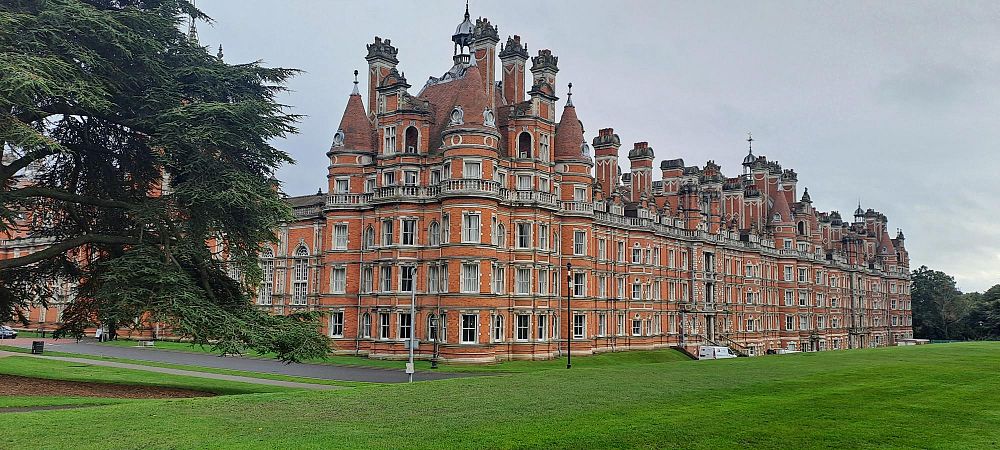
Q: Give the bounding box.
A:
[4,339,473,383]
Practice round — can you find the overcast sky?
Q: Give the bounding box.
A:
[194,0,1000,292]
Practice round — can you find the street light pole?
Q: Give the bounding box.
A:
[566,262,572,369]
[407,274,416,383]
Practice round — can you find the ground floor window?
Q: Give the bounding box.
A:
[516,314,530,340]
[536,314,547,341]
[361,313,371,338]
[461,314,478,343]
[632,318,642,336]
[597,313,607,336]
[379,313,390,339]
[492,315,504,342]
[398,312,412,340]
[428,314,439,342]
[573,314,585,339]
[439,313,448,343]
[329,311,344,337]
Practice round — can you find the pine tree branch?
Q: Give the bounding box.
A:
[0,234,137,270]
[5,186,137,209]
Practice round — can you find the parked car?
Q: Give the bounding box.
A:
[0,325,18,339]
[698,345,737,360]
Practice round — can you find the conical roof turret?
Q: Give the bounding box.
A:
[330,71,374,152]
[554,83,587,161]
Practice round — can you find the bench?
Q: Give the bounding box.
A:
[137,340,155,348]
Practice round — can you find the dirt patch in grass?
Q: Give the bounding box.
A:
[0,374,215,399]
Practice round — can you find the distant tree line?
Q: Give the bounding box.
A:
[911,266,1000,341]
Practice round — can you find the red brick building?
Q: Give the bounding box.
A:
[2,7,912,360]
[258,8,912,362]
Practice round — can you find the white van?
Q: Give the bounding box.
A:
[698,345,737,360]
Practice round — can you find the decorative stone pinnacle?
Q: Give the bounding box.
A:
[366,36,399,64]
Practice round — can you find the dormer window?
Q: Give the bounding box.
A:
[332,129,345,147]
[773,213,781,222]
[483,108,495,127]
[450,106,464,125]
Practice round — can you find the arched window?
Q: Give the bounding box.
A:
[517,132,532,159]
[497,222,506,248]
[429,221,440,246]
[428,313,438,342]
[492,314,505,342]
[257,248,274,305]
[291,245,309,305]
[404,126,418,154]
[360,313,371,338]
[797,221,806,236]
[364,226,375,250]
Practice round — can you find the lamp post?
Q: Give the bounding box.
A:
[566,262,572,369]
[407,272,416,383]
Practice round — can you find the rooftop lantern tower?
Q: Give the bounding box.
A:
[451,2,474,65]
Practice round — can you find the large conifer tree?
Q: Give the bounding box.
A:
[0,0,328,361]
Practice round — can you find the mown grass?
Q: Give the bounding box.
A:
[2,342,998,449]
[0,396,127,409]
[1,343,367,387]
[0,356,293,398]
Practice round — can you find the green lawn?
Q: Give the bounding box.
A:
[2,342,998,448]
[0,356,294,398]
[0,344,366,388]
[0,396,127,409]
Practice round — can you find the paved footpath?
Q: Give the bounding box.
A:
[8,352,342,390]
[5,339,472,383]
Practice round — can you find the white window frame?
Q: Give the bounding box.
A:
[462,213,481,244]
[463,160,482,179]
[461,262,481,293]
[573,230,586,256]
[516,267,531,295]
[329,311,344,337]
[333,223,348,250]
[331,267,346,294]
[461,313,479,344]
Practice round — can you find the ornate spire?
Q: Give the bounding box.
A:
[742,132,756,167]
[352,69,359,95]
[801,187,812,203]
[187,0,198,43]
[566,82,573,107]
